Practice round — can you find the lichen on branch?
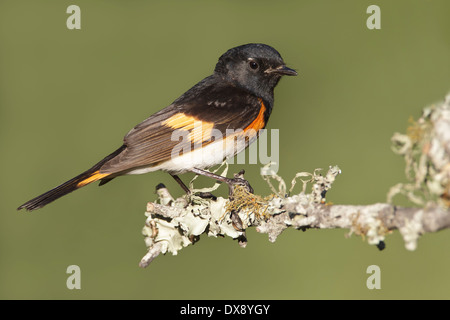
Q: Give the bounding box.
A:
[139,93,450,268]
[139,164,342,268]
[389,93,450,207]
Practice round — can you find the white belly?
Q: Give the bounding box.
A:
[126,132,258,175]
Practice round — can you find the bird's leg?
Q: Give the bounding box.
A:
[170,173,216,200]
[190,167,254,197]
[170,174,190,193]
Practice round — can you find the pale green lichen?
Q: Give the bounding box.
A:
[388,93,450,208]
[347,208,390,246]
[261,162,341,203]
[397,209,424,251]
[141,164,341,265]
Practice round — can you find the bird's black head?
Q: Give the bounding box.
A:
[214,43,297,103]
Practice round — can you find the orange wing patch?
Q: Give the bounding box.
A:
[162,113,197,131]
[162,112,214,145]
[76,171,110,188]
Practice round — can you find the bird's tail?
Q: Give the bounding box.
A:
[17,145,126,211]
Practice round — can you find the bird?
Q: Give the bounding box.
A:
[17,43,297,211]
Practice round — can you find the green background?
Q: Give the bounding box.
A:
[1,0,450,299]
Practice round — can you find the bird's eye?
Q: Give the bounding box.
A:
[249,61,259,70]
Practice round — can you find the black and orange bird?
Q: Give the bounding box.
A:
[18,43,297,211]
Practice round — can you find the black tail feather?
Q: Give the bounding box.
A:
[17,145,126,211]
[17,169,100,211]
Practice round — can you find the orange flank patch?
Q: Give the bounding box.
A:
[223,100,267,153]
[162,112,214,145]
[244,99,266,132]
[77,171,109,188]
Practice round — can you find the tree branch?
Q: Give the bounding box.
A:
[139,92,450,268]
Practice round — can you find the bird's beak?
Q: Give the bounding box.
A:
[265,65,298,76]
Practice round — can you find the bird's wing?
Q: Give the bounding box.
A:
[99,83,267,174]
